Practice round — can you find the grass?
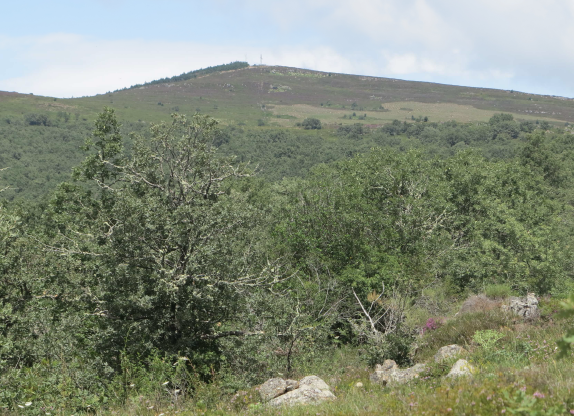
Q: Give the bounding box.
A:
[2,64,574,130]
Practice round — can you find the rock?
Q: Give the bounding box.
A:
[375,359,399,373]
[285,379,299,392]
[259,378,287,402]
[391,364,427,384]
[369,360,398,385]
[267,376,336,407]
[299,375,331,391]
[370,359,427,386]
[502,293,539,320]
[434,344,467,363]
[446,359,477,378]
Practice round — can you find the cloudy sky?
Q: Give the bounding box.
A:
[1,0,573,98]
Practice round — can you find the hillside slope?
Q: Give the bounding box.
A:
[1,63,574,199]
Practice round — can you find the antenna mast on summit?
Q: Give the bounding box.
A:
[260,54,263,65]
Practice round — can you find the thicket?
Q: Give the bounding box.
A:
[2,110,570,201]
[120,62,250,91]
[1,109,574,413]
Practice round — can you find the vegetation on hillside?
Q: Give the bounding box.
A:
[1,105,574,414]
[118,61,250,91]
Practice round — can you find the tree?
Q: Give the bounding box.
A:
[54,109,282,364]
[301,118,322,130]
[520,131,564,187]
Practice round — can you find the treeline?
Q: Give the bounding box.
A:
[118,61,250,91]
[0,114,146,200]
[0,109,568,200]
[216,113,570,181]
[0,108,572,412]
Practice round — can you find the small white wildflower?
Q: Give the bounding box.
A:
[162,381,169,385]
[129,383,135,388]
[18,405,24,409]
[25,402,32,406]
[147,405,154,410]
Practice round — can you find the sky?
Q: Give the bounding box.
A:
[1,0,573,98]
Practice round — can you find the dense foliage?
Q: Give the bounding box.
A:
[1,108,574,413]
[121,62,250,91]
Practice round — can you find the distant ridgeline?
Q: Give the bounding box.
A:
[118,61,250,91]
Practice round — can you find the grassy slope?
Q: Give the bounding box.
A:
[3,65,574,127]
[69,66,574,127]
[84,297,574,416]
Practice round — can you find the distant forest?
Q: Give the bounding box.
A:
[116,61,250,91]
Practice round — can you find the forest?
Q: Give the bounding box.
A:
[2,107,574,415]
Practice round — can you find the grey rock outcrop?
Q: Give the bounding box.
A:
[264,375,336,407]
[446,359,476,378]
[434,344,467,363]
[285,379,299,392]
[259,378,287,402]
[502,293,539,320]
[298,375,330,391]
[370,359,427,386]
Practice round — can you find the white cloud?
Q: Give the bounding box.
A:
[229,0,574,95]
[0,34,355,97]
[2,0,574,97]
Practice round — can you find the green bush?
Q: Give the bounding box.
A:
[416,311,511,361]
[473,329,505,350]
[301,117,322,130]
[484,284,513,299]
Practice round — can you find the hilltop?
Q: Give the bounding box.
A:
[2,62,574,127]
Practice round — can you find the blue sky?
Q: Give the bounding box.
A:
[1,0,573,98]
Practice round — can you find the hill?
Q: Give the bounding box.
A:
[1,62,574,199]
[2,65,574,415]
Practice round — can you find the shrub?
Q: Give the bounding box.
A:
[24,113,49,126]
[484,284,514,299]
[301,118,322,130]
[359,322,416,368]
[422,318,441,334]
[473,329,505,350]
[416,311,511,361]
[459,295,501,314]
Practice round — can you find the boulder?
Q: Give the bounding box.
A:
[267,376,335,407]
[285,379,299,392]
[298,375,330,391]
[434,344,467,363]
[259,378,287,402]
[446,359,477,378]
[370,359,427,386]
[502,293,539,320]
[375,359,399,373]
